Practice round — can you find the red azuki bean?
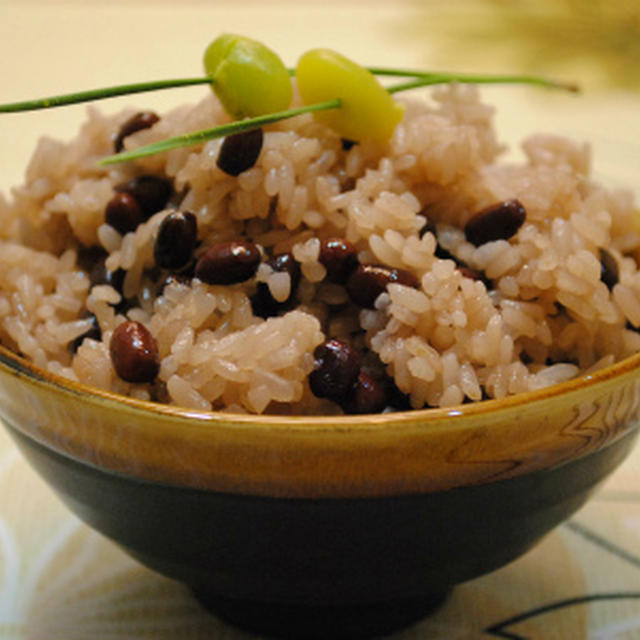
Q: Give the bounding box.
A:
[109,321,159,383]
[78,248,130,311]
[385,378,412,411]
[342,372,388,414]
[457,265,492,289]
[105,192,144,235]
[309,339,360,402]
[599,248,619,291]
[251,253,301,318]
[154,211,198,271]
[217,128,264,177]
[115,175,173,218]
[346,264,419,308]
[268,253,301,290]
[464,199,526,246]
[341,138,357,151]
[88,254,126,293]
[77,245,108,273]
[420,218,461,263]
[114,111,159,152]
[195,241,261,285]
[319,238,359,283]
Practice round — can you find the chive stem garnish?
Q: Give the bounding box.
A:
[383,71,579,94]
[0,78,211,113]
[0,50,579,166]
[0,70,578,114]
[98,99,341,166]
[98,69,580,166]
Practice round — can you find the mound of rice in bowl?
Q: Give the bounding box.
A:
[0,85,638,415]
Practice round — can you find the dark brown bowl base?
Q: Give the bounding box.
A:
[6,422,638,638]
[191,589,450,639]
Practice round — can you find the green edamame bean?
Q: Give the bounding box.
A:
[203,34,293,118]
[296,48,404,143]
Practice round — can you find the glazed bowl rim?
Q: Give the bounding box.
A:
[2,341,640,430]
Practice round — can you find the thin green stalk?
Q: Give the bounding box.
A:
[0,78,210,113]
[98,98,341,166]
[0,69,577,113]
[98,68,580,166]
[385,71,579,93]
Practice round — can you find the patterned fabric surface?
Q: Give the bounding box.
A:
[0,1,639,638]
[0,425,638,639]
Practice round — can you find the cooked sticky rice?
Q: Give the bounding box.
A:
[1,84,638,414]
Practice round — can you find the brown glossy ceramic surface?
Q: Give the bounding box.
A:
[0,344,638,498]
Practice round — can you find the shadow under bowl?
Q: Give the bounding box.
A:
[0,345,639,638]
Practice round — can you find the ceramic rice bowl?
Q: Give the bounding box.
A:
[0,345,638,638]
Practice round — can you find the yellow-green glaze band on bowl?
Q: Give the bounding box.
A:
[0,343,638,498]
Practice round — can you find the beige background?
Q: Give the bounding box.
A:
[1,0,639,196]
[0,1,639,638]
